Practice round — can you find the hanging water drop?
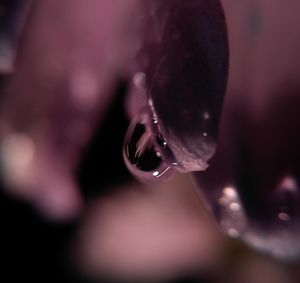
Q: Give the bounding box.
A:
[123,114,175,183]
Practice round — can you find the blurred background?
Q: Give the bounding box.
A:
[1,0,300,282]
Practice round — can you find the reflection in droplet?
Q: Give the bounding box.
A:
[153,171,159,177]
[123,114,175,183]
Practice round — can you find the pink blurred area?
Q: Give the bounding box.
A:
[1,0,300,282]
[73,176,225,281]
[0,0,141,219]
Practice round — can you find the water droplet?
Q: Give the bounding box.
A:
[123,114,175,183]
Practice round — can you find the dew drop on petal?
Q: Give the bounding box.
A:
[123,114,175,183]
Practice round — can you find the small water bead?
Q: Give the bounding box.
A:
[123,114,175,183]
